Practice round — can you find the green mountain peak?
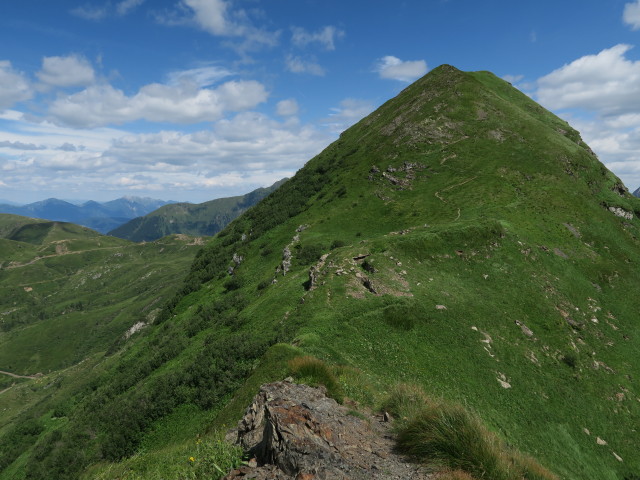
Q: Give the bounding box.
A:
[2,66,639,480]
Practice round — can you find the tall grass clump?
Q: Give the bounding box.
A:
[384,384,558,480]
[381,383,434,423]
[397,401,514,480]
[288,356,343,403]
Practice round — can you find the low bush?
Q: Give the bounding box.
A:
[295,244,324,266]
[382,299,425,331]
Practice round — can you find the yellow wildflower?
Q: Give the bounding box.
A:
[189,456,195,462]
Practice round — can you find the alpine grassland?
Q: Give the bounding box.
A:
[1,65,639,479]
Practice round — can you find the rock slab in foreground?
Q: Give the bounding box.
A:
[224,381,430,479]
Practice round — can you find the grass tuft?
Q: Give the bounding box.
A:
[288,356,343,403]
[397,401,515,480]
[386,384,558,480]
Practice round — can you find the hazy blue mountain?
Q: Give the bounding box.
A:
[0,196,177,233]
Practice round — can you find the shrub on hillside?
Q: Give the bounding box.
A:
[295,243,324,265]
[382,299,426,331]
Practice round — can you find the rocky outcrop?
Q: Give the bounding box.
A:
[224,381,429,480]
[608,206,634,221]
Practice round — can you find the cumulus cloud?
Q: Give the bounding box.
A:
[324,98,375,133]
[276,99,299,116]
[182,0,233,35]
[571,115,640,189]
[291,26,344,51]
[285,55,325,76]
[106,112,327,168]
[168,0,279,50]
[624,1,640,29]
[37,55,95,88]
[375,56,428,82]
[48,79,268,128]
[0,105,332,201]
[535,44,640,189]
[536,44,640,116]
[0,61,32,110]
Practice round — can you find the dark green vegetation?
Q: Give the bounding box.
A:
[2,65,640,479]
[109,179,286,242]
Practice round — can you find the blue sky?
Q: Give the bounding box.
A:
[1,0,640,203]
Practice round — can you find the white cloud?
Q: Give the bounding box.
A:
[166,65,233,87]
[0,61,32,110]
[70,4,108,20]
[375,56,428,82]
[183,0,233,35]
[324,98,375,133]
[48,79,268,127]
[536,44,640,116]
[105,112,328,169]
[0,101,332,202]
[285,55,325,76]
[291,26,344,51]
[172,0,279,50]
[37,55,96,88]
[276,99,299,116]
[116,0,145,15]
[624,1,640,30]
[535,45,640,190]
[502,74,524,84]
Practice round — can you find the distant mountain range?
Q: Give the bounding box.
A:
[109,179,287,242]
[0,196,177,233]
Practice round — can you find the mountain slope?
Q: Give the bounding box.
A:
[2,65,640,480]
[108,179,286,242]
[0,215,203,374]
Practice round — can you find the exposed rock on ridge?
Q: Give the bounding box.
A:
[224,381,430,479]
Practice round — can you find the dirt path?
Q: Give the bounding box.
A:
[3,246,122,270]
[434,175,478,203]
[0,369,40,379]
[434,176,478,222]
